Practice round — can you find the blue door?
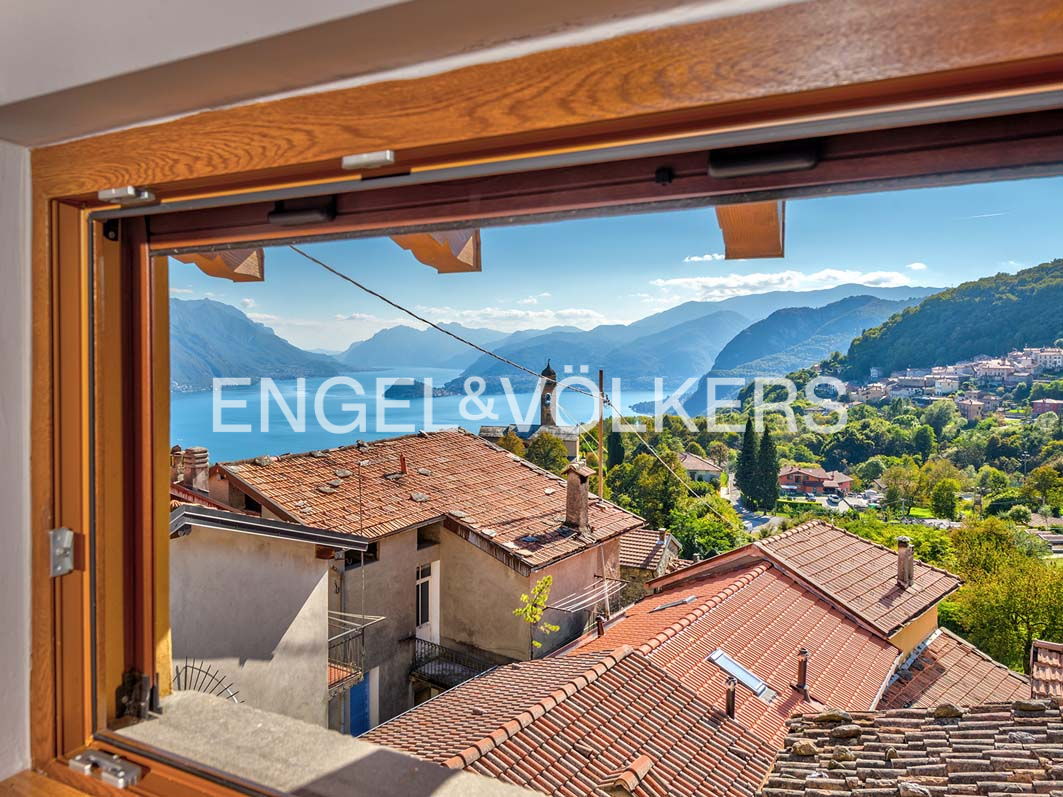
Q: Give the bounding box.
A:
[348,679,370,735]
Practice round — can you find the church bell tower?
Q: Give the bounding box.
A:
[540,360,557,426]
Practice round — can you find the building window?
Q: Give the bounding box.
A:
[345,542,378,570]
[416,564,431,627]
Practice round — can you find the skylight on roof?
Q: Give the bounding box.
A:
[649,595,696,613]
[707,649,774,700]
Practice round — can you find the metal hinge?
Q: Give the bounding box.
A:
[69,750,143,789]
[116,669,162,720]
[97,185,159,207]
[49,527,74,577]
[340,149,395,171]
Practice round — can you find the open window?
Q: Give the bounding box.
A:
[40,103,1063,796]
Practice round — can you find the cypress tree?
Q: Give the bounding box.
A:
[736,417,758,507]
[606,430,626,469]
[755,426,780,512]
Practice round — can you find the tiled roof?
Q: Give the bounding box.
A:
[572,562,901,745]
[756,521,962,635]
[215,429,643,569]
[1032,640,1063,698]
[778,466,851,483]
[762,698,1063,797]
[169,483,237,512]
[879,629,1030,709]
[363,653,609,762]
[369,647,778,797]
[618,528,672,571]
[678,452,723,472]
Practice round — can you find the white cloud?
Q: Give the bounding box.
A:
[683,253,725,262]
[906,262,928,271]
[516,292,553,306]
[648,268,914,301]
[240,297,256,309]
[414,304,617,332]
[169,287,193,296]
[335,312,379,322]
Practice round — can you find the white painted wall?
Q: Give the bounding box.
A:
[0,137,30,779]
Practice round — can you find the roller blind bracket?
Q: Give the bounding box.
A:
[97,185,158,207]
[340,149,396,171]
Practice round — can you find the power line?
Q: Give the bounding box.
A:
[289,244,742,531]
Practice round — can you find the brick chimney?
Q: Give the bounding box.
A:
[725,677,737,719]
[896,536,915,588]
[563,462,594,532]
[794,648,809,695]
[181,446,210,493]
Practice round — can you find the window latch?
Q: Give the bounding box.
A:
[69,750,143,789]
[49,527,74,577]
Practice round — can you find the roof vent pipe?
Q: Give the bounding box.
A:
[399,454,408,476]
[596,614,606,638]
[725,677,737,719]
[794,648,809,695]
[897,536,915,588]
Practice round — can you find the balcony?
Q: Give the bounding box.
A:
[328,611,383,696]
[408,637,495,690]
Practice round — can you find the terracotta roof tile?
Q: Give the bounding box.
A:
[1031,640,1063,698]
[678,452,723,473]
[879,629,1030,709]
[756,521,962,634]
[761,698,1063,797]
[618,528,673,571]
[571,561,900,746]
[215,429,643,568]
[369,648,777,797]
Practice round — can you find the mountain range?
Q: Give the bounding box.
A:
[674,293,932,413]
[838,259,1063,380]
[170,299,340,391]
[170,283,942,393]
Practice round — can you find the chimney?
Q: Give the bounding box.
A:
[563,463,594,532]
[182,446,210,493]
[399,454,408,476]
[896,536,915,588]
[725,677,737,719]
[657,529,666,543]
[795,648,809,694]
[170,445,183,483]
[596,614,606,637]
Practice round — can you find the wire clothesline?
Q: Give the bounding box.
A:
[287,244,741,531]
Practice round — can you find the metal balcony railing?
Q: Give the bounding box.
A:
[408,637,495,690]
[328,611,384,696]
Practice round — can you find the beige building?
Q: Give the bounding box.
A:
[209,429,644,732]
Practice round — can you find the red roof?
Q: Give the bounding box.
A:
[755,521,961,634]
[878,628,1029,709]
[215,429,643,569]
[655,520,961,636]
[678,452,723,473]
[367,648,777,797]
[1031,639,1063,698]
[778,465,851,484]
[571,562,900,745]
[618,528,673,571]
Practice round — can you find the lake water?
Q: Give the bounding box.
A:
[171,367,662,462]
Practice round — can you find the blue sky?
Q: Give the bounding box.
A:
[169,175,1063,351]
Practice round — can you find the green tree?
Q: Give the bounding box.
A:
[953,553,1063,671]
[525,432,569,473]
[736,418,758,507]
[606,431,626,469]
[975,465,1008,497]
[930,478,960,520]
[685,441,706,458]
[924,400,960,439]
[497,428,526,456]
[707,441,731,469]
[913,424,937,462]
[669,495,745,559]
[513,576,561,650]
[1024,465,1062,510]
[882,461,920,516]
[605,451,686,528]
[754,427,780,511]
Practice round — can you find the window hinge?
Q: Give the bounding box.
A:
[117,669,162,720]
[340,149,395,171]
[49,527,74,577]
[69,750,143,789]
[97,185,159,207]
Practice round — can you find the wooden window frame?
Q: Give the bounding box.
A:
[27,1,1063,794]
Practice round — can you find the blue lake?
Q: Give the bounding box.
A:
[171,367,663,462]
